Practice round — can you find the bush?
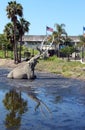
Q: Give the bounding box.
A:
[60,46,75,57]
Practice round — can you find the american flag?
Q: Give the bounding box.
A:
[46,26,53,32]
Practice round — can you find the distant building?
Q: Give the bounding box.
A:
[22,35,46,49]
[22,35,80,49]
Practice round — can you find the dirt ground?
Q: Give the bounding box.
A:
[0,59,21,68]
[0,59,16,68]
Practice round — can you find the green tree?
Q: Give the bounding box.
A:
[0,34,10,58]
[17,18,30,62]
[6,1,23,63]
[60,46,75,61]
[4,22,19,59]
[79,35,85,61]
[4,23,14,44]
[53,23,67,56]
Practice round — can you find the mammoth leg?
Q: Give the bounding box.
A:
[7,71,13,78]
[27,70,36,79]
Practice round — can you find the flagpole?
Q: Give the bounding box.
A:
[83,26,85,37]
[46,26,47,36]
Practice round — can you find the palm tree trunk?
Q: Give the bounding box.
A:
[14,22,18,64]
[19,36,22,63]
[57,43,60,57]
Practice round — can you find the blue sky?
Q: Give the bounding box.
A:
[0,0,85,36]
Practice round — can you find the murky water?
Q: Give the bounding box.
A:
[0,68,85,130]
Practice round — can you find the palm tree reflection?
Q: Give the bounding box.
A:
[3,89,28,129]
[3,88,51,129]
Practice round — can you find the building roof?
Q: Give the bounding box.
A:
[22,35,46,42]
[69,36,80,42]
[22,35,80,42]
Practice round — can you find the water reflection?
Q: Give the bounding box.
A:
[3,88,51,129]
[3,89,28,129]
[27,90,51,116]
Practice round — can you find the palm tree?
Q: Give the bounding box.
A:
[0,34,10,58]
[17,18,30,62]
[4,22,19,59]
[53,23,67,56]
[6,1,23,63]
[4,23,14,45]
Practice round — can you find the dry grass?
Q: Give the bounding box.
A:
[36,57,85,80]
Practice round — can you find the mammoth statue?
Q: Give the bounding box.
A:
[7,55,40,79]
